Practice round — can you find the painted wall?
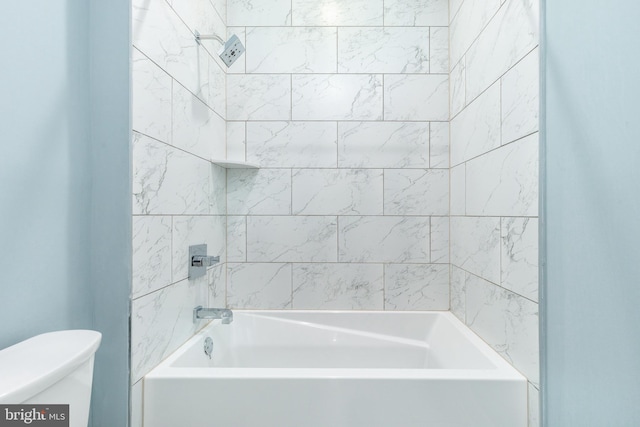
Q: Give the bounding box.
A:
[0,1,131,426]
[224,0,450,310]
[448,0,540,425]
[0,0,92,348]
[130,0,227,424]
[542,1,640,425]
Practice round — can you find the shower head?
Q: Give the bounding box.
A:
[217,34,245,67]
[195,31,245,68]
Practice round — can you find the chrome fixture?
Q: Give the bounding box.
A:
[193,306,234,324]
[203,337,214,359]
[188,244,220,279]
[195,30,245,67]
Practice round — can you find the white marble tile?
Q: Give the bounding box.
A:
[430,122,449,168]
[208,263,226,307]
[227,216,247,262]
[451,216,500,283]
[384,74,449,121]
[450,81,501,166]
[227,169,291,215]
[465,0,539,101]
[293,169,383,215]
[449,0,500,68]
[431,216,449,263]
[131,380,143,427]
[502,217,538,302]
[339,216,429,263]
[338,28,429,74]
[450,0,464,22]
[385,264,449,310]
[247,27,336,73]
[384,169,449,215]
[465,133,539,216]
[170,0,229,72]
[133,0,205,98]
[206,56,226,120]
[292,74,383,120]
[247,121,337,168]
[226,28,246,74]
[169,0,224,42]
[466,274,539,386]
[292,263,384,310]
[450,58,466,117]
[132,216,172,298]
[450,165,466,215]
[384,0,448,26]
[172,215,226,282]
[228,0,292,26]
[210,163,227,216]
[132,48,172,143]
[226,121,246,162]
[529,383,540,427]
[338,122,429,168]
[172,82,225,160]
[430,27,449,74]
[450,266,466,322]
[131,275,208,382]
[227,74,291,120]
[210,0,226,22]
[133,133,215,215]
[227,263,292,309]
[502,48,539,145]
[292,0,383,26]
[247,216,338,262]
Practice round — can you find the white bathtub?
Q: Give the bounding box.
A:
[143,311,527,427]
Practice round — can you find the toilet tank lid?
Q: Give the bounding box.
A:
[0,330,102,403]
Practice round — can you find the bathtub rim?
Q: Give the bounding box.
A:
[145,310,526,382]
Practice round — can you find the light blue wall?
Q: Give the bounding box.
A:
[542,1,640,425]
[0,1,131,426]
[0,0,93,346]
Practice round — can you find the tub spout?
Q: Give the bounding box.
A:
[193,306,233,324]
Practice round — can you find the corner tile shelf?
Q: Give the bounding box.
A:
[210,159,260,169]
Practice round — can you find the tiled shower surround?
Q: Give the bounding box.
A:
[449,0,540,426]
[224,0,450,311]
[130,0,539,426]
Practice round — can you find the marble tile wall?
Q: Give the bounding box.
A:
[225,0,450,312]
[130,0,228,424]
[448,0,540,425]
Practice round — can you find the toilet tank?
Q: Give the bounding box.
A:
[0,330,102,427]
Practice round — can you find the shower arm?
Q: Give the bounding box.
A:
[195,30,225,45]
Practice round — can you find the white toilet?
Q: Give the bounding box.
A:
[0,330,101,427]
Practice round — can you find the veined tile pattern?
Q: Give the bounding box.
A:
[226,0,451,318]
[338,122,429,168]
[227,169,292,215]
[292,0,383,26]
[338,28,430,74]
[246,27,337,73]
[227,263,292,309]
[227,0,291,26]
[384,74,449,121]
[246,121,337,168]
[292,74,383,120]
[384,264,449,310]
[247,216,338,262]
[292,169,383,215]
[339,216,430,263]
[131,0,229,389]
[292,264,384,309]
[449,0,540,413]
[384,0,448,26]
